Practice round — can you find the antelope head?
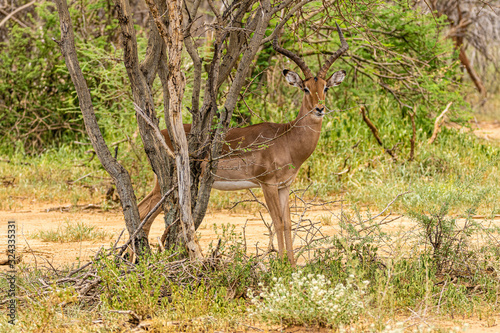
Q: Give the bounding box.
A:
[273,23,348,118]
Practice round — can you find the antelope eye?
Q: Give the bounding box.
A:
[324,87,329,93]
[304,88,310,93]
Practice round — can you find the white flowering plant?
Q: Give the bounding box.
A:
[248,271,369,327]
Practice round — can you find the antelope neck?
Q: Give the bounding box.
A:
[286,103,324,166]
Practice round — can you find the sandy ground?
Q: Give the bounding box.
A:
[2,202,498,268]
[0,202,415,268]
[447,120,500,141]
[472,121,500,141]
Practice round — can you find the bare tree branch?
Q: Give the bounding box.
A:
[360,106,398,161]
[428,102,453,144]
[0,0,36,28]
[53,0,148,254]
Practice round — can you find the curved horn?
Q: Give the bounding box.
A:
[273,28,313,79]
[317,22,349,79]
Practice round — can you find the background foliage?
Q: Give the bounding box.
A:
[0,0,498,209]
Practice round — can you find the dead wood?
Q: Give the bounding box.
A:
[0,0,36,28]
[43,204,103,213]
[459,46,487,98]
[0,176,15,187]
[0,7,29,28]
[66,173,92,185]
[428,102,453,144]
[360,106,398,162]
[0,159,31,166]
[0,249,22,265]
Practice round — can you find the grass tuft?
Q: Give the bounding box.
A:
[31,221,111,243]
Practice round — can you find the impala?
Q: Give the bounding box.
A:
[138,23,348,266]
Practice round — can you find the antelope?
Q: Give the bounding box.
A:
[138,23,348,266]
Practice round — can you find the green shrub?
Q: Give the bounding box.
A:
[0,0,144,153]
[97,254,166,317]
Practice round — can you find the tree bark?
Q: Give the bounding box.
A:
[145,0,203,260]
[114,0,173,198]
[427,1,488,98]
[113,0,186,258]
[53,0,148,254]
[56,0,319,261]
[408,108,416,162]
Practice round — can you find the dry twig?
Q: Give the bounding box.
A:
[428,102,453,144]
[360,106,398,162]
[0,0,36,28]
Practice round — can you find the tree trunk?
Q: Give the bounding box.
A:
[145,0,204,260]
[54,0,148,255]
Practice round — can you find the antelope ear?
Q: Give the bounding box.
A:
[326,70,346,87]
[282,69,304,90]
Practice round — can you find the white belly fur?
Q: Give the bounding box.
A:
[213,180,259,191]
